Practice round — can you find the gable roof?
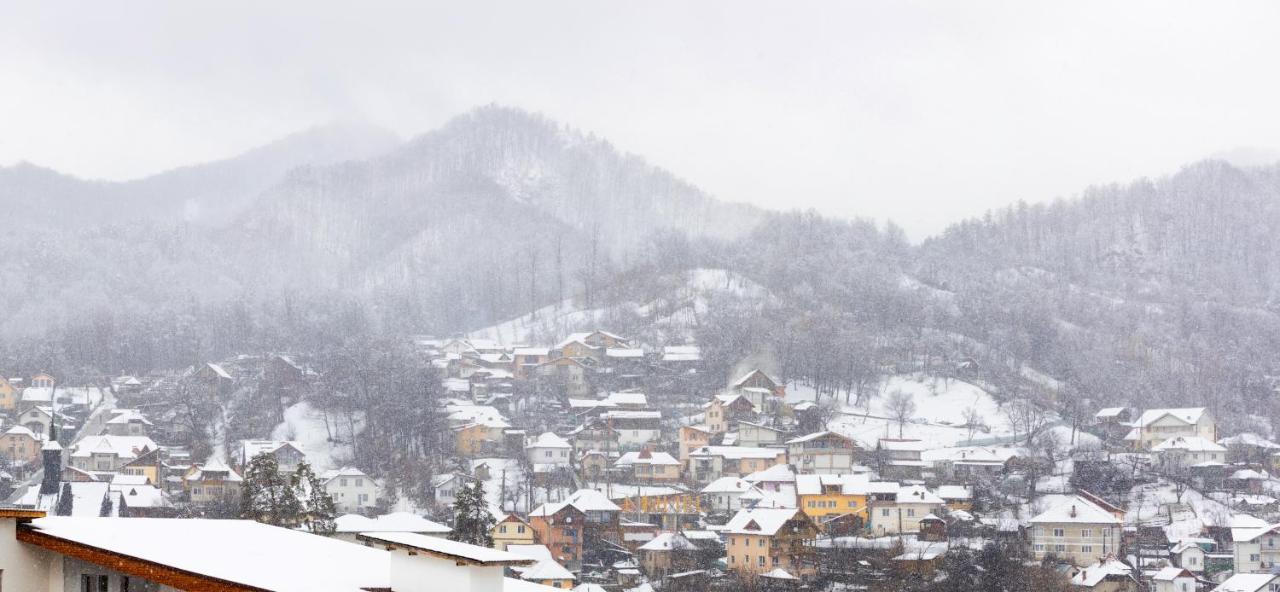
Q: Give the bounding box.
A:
[526,432,572,449]
[1132,407,1209,428]
[1029,495,1122,525]
[360,531,533,566]
[724,508,804,536]
[1152,436,1226,453]
[1070,558,1133,587]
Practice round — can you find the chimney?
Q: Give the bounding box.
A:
[39,439,64,495]
[1069,504,1078,518]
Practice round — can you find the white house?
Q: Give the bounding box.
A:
[69,435,158,473]
[238,440,308,473]
[1211,573,1280,592]
[1151,436,1227,468]
[322,466,379,513]
[1151,566,1196,592]
[1125,408,1216,450]
[1028,495,1123,566]
[525,432,573,469]
[867,485,945,535]
[701,477,759,513]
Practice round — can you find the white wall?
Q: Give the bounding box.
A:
[0,518,58,592]
[389,549,504,592]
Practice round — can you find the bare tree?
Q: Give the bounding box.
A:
[885,390,917,438]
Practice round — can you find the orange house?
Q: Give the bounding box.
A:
[0,376,17,411]
[528,502,587,569]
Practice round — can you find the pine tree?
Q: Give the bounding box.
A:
[55,482,73,516]
[240,453,302,527]
[448,480,495,546]
[292,462,337,535]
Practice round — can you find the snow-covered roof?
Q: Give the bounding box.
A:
[920,446,1018,465]
[895,485,944,505]
[1231,469,1271,481]
[691,446,785,461]
[1213,573,1280,592]
[1152,566,1195,581]
[616,451,680,466]
[604,392,648,406]
[361,531,533,565]
[564,488,623,512]
[878,438,928,452]
[568,398,618,410]
[239,439,303,460]
[1230,514,1275,542]
[701,477,754,494]
[71,435,158,460]
[602,410,661,420]
[513,347,551,357]
[1070,558,1133,587]
[1132,407,1209,428]
[1094,407,1127,418]
[1220,433,1280,449]
[731,369,778,389]
[106,409,153,425]
[744,463,796,483]
[27,517,392,591]
[320,467,369,482]
[661,345,701,362]
[335,512,451,534]
[637,532,697,551]
[723,508,803,535]
[1152,436,1226,453]
[786,430,851,445]
[934,485,972,500]
[526,432,573,449]
[605,348,644,359]
[1029,495,1122,525]
[759,567,797,580]
[4,425,39,439]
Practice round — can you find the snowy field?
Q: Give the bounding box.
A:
[795,374,1021,448]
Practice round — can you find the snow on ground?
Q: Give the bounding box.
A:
[811,374,1016,448]
[467,268,766,346]
[1127,481,1233,541]
[271,401,362,472]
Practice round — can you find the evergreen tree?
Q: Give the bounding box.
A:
[292,461,337,535]
[99,491,113,517]
[448,480,495,546]
[55,482,73,516]
[240,453,302,527]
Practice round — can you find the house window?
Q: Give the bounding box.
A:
[758,538,765,547]
[907,509,915,517]
[881,509,890,517]
[340,478,348,487]
[500,525,508,533]
[1055,544,1066,552]
[1080,529,1091,538]
[120,576,130,592]
[356,479,363,487]
[1053,528,1064,537]
[758,556,766,566]
[1082,545,1092,553]
[518,525,525,534]
[729,555,735,564]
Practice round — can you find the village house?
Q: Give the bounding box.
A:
[796,474,876,524]
[528,502,588,569]
[1230,515,1280,574]
[603,410,662,449]
[104,409,153,437]
[703,393,756,435]
[18,405,53,439]
[922,446,1018,482]
[492,513,538,550]
[119,447,166,485]
[876,438,930,480]
[787,431,859,475]
[577,450,610,481]
[0,375,17,411]
[1170,539,1209,573]
[738,421,790,448]
[429,472,475,508]
[723,507,819,581]
[687,446,788,484]
[333,512,451,545]
[237,440,307,474]
[744,463,800,508]
[637,532,699,579]
[30,372,55,388]
[616,449,681,482]
[1152,436,1227,469]
[569,419,620,455]
[1070,557,1137,592]
[2,425,42,467]
[1151,566,1197,592]
[69,435,158,473]
[321,466,379,513]
[183,458,243,507]
[678,424,712,462]
[1028,495,1124,565]
[535,357,595,398]
[867,485,945,535]
[511,347,551,379]
[455,419,511,457]
[526,431,574,469]
[1211,573,1280,592]
[701,477,759,513]
[1125,407,1216,450]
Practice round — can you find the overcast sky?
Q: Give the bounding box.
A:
[2,1,1279,238]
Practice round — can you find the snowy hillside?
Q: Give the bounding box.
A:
[467,268,768,346]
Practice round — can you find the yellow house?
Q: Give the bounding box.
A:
[0,376,16,411]
[120,448,164,485]
[796,474,869,521]
[454,421,507,457]
[492,514,538,551]
[724,508,819,580]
